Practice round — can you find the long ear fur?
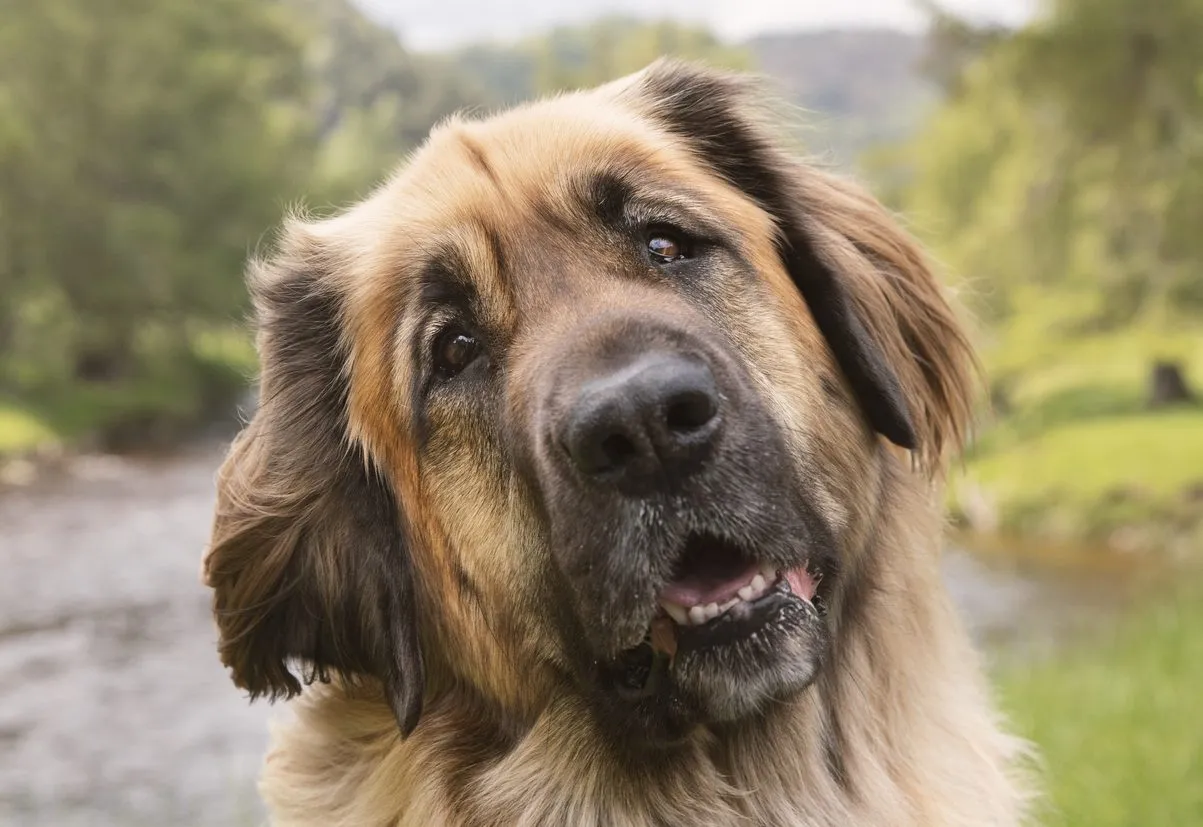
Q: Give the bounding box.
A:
[202,222,424,734]
[630,59,978,472]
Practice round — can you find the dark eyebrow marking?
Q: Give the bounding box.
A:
[484,226,507,286]
[417,252,476,313]
[579,170,735,241]
[585,171,637,228]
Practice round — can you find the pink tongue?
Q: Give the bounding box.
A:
[785,567,818,601]
[658,559,760,607]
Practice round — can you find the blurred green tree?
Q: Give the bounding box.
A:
[0,0,488,443]
[904,0,1203,330]
[0,0,315,387]
[293,0,492,202]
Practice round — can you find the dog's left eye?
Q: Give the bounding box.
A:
[433,326,481,380]
[646,231,689,264]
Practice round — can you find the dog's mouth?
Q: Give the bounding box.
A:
[647,533,820,659]
[596,530,827,722]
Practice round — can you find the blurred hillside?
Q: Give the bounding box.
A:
[451,25,935,164]
[748,29,936,163]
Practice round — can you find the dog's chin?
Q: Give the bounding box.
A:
[587,549,831,749]
[671,577,827,722]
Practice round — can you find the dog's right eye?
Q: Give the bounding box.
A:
[433,326,481,380]
[646,228,691,264]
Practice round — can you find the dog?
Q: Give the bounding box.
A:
[203,60,1032,826]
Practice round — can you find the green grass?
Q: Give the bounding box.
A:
[1000,578,1203,826]
[0,405,58,454]
[950,315,1203,547]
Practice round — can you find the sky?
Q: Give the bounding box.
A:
[355,0,1038,51]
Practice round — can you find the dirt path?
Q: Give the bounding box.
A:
[0,446,271,826]
[0,444,1114,826]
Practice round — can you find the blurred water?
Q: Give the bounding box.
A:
[0,444,1124,826]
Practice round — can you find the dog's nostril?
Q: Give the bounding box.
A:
[664,389,717,434]
[600,432,639,469]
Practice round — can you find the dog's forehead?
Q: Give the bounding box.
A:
[388,108,680,261]
[351,91,726,303]
[334,79,781,360]
[423,91,662,193]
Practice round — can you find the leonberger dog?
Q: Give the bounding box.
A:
[203,60,1032,825]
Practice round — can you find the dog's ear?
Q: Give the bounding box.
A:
[629,59,978,472]
[202,221,424,735]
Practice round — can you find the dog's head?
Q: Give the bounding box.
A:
[203,61,976,748]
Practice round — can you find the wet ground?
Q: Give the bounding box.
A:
[0,443,1126,826]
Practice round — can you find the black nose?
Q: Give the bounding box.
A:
[562,353,722,487]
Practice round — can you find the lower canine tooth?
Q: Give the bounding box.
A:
[688,605,707,625]
[660,601,688,625]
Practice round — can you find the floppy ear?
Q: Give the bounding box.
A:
[202,222,424,735]
[630,59,978,472]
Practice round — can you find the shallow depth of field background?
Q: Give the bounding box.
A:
[1,1,1200,825]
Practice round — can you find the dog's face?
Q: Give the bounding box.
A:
[204,61,975,748]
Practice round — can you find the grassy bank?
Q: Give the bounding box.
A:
[948,303,1203,554]
[0,330,255,460]
[1000,575,1203,825]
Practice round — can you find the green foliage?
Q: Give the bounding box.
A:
[1001,577,1203,825]
[0,0,315,405]
[0,406,56,454]
[905,0,1203,327]
[0,0,493,453]
[947,317,1203,547]
[294,0,493,202]
[901,0,1203,551]
[0,332,252,454]
[529,17,750,93]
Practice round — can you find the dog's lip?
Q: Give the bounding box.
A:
[675,575,819,654]
[658,565,818,626]
[648,570,821,661]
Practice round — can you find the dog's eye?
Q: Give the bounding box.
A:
[646,231,688,264]
[433,326,480,380]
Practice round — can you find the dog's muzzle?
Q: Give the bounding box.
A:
[526,315,832,741]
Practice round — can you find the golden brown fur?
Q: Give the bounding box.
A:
[204,60,1034,826]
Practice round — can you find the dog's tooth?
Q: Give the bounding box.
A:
[720,597,740,613]
[760,563,777,581]
[704,602,720,620]
[737,584,755,601]
[750,574,766,595]
[688,605,707,625]
[659,600,689,625]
